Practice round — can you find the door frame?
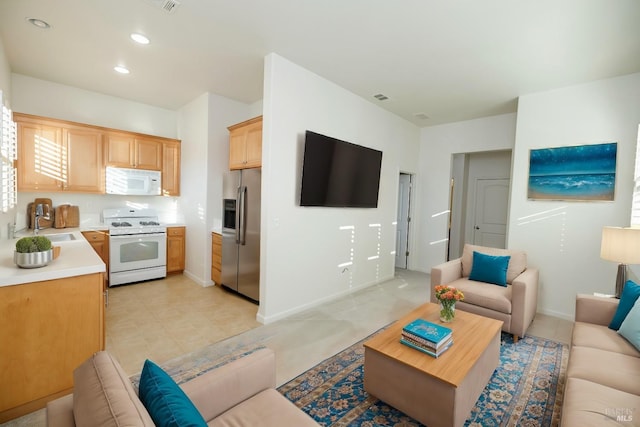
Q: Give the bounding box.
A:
[396,172,414,269]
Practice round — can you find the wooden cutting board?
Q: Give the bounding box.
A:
[66,206,80,227]
[54,205,69,228]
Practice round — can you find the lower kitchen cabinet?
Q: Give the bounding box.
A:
[211,232,222,284]
[0,273,105,422]
[82,230,109,274]
[167,226,186,274]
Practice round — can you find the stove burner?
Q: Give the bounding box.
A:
[111,221,132,227]
[139,221,160,226]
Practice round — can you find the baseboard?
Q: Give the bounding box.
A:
[536,307,574,322]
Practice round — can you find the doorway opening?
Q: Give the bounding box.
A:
[448,151,512,260]
[396,173,413,269]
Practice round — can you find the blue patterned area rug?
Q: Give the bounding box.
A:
[278,331,569,427]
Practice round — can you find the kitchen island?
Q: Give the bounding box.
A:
[0,229,106,422]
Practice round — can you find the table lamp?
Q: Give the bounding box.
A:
[600,226,640,298]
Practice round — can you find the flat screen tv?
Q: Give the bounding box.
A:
[300,131,383,208]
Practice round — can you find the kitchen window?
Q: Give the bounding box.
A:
[0,92,17,213]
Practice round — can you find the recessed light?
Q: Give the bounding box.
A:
[130,33,150,45]
[26,18,51,29]
[114,66,130,74]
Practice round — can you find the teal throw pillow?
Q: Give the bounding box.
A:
[468,251,511,287]
[139,359,207,427]
[618,297,640,351]
[610,280,640,330]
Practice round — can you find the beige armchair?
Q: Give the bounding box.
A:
[430,244,539,342]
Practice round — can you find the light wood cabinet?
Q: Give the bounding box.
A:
[15,114,104,193]
[64,127,104,192]
[0,273,105,422]
[211,232,222,284]
[162,140,181,196]
[228,116,262,170]
[82,231,109,274]
[14,113,180,194]
[167,226,186,274]
[105,133,162,170]
[16,118,63,191]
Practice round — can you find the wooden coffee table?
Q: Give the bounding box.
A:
[363,302,503,427]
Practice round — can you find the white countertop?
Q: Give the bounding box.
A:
[0,229,106,287]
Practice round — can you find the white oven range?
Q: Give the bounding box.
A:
[103,208,167,287]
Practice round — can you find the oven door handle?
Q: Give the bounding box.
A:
[109,233,167,240]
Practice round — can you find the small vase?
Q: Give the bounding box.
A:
[439,302,456,323]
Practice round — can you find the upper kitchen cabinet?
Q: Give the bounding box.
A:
[162,140,181,196]
[105,133,162,170]
[65,127,104,192]
[228,116,262,170]
[15,114,104,193]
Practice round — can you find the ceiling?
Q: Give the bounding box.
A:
[1,0,639,126]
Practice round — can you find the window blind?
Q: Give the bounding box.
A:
[0,94,17,213]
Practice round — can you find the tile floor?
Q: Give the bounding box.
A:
[2,269,573,426]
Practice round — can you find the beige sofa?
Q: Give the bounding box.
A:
[561,295,640,426]
[46,348,319,427]
[431,244,539,342]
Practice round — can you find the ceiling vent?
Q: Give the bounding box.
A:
[373,93,389,101]
[414,113,430,121]
[144,0,181,13]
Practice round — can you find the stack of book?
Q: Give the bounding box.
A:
[400,318,453,358]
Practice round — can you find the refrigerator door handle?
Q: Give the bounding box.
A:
[240,186,248,245]
[235,186,242,244]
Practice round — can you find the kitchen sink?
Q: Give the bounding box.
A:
[46,233,76,242]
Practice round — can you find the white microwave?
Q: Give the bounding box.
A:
[106,167,162,196]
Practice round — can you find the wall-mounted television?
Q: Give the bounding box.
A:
[300,131,383,208]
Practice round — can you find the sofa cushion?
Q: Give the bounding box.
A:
[73,351,154,427]
[572,322,640,358]
[139,359,207,427]
[610,280,640,330]
[561,377,640,426]
[619,297,640,351]
[468,251,510,286]
[566,346,640,396]
[209,389,319,427]
[448,278,512,314]
[461,244,526,284]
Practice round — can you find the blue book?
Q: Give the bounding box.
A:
[402,318,452,346]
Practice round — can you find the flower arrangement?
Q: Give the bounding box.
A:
[434,285,464,322]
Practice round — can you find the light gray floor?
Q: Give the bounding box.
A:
[1,269,572,426]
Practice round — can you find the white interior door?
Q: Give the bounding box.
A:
[473,178,509,248]
[396,173,411,268]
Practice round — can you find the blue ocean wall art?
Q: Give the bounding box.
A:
[528,142,617,201]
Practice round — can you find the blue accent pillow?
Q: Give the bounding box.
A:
[618,297,640,351]
[139,359,207,427]
[468,251,511,287]
[609,280,640,330]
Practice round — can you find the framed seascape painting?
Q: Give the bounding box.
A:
[528,142,617,201]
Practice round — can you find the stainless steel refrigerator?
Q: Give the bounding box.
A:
[221,168,261,302]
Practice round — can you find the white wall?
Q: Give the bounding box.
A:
[0,38,10,105]
[258,53,420,323]
[509,72,640,319]
[416,113,518,271]
[11,74,178,138]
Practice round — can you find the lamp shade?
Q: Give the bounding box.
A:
[601,227,640,264]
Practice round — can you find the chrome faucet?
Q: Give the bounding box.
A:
[34,203,51,235]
